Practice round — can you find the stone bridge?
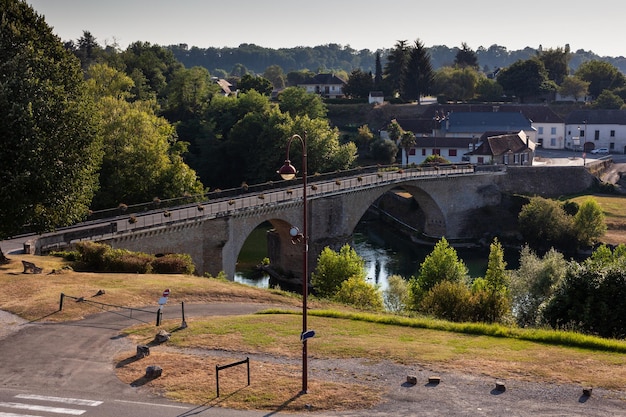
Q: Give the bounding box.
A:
[27,163,596,279]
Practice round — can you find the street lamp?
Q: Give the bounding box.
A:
[277,132,309,394]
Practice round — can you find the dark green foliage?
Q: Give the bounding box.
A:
[238,73,273,95]
[541,261,626,338]
[0,0,102,239]
[333,276,383,311]
[420,280,473,322]
[73,241,194,274]
[518,197,576,250]
[562,200,579,216]
[343,69,374,99]
[311,244,365,298]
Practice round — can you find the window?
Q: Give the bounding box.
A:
[580,130,585,137]
[550,138,556,146]
[595,130,600,141]
[433,148,441,155]
[538,127,544,134]
[611,130,615,137]
[448,149,457,157]
[409,148,416,155]
[551,127,557,134]
[421,149,426,156]
[478,157,484,164]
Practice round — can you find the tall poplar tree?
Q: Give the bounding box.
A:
[404,39,434,103]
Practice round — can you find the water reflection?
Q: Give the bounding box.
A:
[235,221,515,291]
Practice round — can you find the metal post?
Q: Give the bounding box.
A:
[181,301,187,329]
[59,293,65,311]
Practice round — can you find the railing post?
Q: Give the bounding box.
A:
[59,293,65,311]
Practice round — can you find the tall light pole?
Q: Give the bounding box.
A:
[583,120,587,166]
[277,132,309,394]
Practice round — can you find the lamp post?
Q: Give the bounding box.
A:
[583,120,587,166]
[277,132,309,394]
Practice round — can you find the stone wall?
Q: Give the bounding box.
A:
[496,166,596,197]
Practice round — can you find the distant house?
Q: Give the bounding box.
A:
[565,109,626,153]
[466,131,535,165]
[368,91,384,104]
[298,73,346,98]
[212,77,234,96]
[402,136,476,165]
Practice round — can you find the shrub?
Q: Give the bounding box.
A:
[334,275,383,311]
[420,281,473,322]
[151,254,195,274]
[384,275,409,313]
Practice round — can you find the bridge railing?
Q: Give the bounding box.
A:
[29,163,477,253]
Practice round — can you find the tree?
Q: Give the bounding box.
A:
[343,69,374,98]
[263,64,286,89]
[403,39,434,103]
[509,246,567,327]
[374,51,383,90]
[278,86,327,119]
[0,0,102,261]
[537,47,570,85]
[476,77,504,101]
[369,139,398,165]
[399,131,416,166]
[384,40,410,97]
[74,30,103,70]
[497,58,554,102]
[483,238,508,293]
[432,66,479,102]
[573,198,607,245]
[238,73,273,95]
[454,43,478,69]
[592,89,624,109]
[575,60,626,98]
[311,244,366,298]
[558,76,589,102]
[384,274,410,313]
[408,237,468,308]
[518,197,575,250]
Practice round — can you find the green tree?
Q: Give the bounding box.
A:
[518,197,575,250]
[476,77,504,101]
[432,66,480,102]
[404,39,434,103]
[537,47,570,85]
[509,246,567,327]
[0,0,102,261]
[384,40,410,97]
[374,51,383,90]
[334,275,384,311]
[162,66,216,122]
[369,139,398,165]
[558,76,589,102]
[454,42,478,69]
[278,86,327,119]
[263,64,286,89]
[311,244,366,298]
[238,73,273,95]
[354,124,375,152]
[399,131,416,166]
[573,198,607,245]
[592,89,624,109]
[408,237,468,309]
[343,69,374,99]
[383,275,409,313]
[497,58,554,102]
[575,60,626,98]
[483,238,508,293]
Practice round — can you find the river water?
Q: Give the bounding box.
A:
[234,221,518,291]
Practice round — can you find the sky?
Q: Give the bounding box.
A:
[27,0,624,58]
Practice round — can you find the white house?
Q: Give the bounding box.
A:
[465,131,535,165]
[565,109,626,153]
[402,137,476,165]
[298,73,346,99]
[368,91,384,104]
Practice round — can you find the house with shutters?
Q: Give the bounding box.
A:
[565,109,626,153]
[298,73,346,99]
[465,131,535,165]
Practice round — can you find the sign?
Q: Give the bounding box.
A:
[158,297,168,305]
[162,288,170,297]
[300,330,315,342]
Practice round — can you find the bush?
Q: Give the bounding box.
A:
[384,275,409,313]
[151,254,195,274]
[420,281,473,322]
[334,275,383,311]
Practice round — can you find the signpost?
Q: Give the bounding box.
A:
[156,289,170,326]
[300,330,315,342]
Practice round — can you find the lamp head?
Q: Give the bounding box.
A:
[278,160,297,180]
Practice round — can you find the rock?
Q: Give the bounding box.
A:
[155,329,171,343]
[145,365,162,378]
[136,345,150,358]
[406,375,418,385]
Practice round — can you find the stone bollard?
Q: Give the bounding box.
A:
[582,387,593,397]
[428,376,441,385]
[136,345,150,358]
[406,375,418,385]
[155,329,171,343]
[145,365,162,378]
[495,381,506,392]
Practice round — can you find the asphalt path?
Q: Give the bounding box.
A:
[0,303,305,417]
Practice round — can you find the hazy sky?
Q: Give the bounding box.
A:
[28,0,624,57]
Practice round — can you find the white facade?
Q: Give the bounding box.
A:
[535,123,566,150]
[565,123,626,153]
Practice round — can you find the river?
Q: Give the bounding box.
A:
[234,221,520,291]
